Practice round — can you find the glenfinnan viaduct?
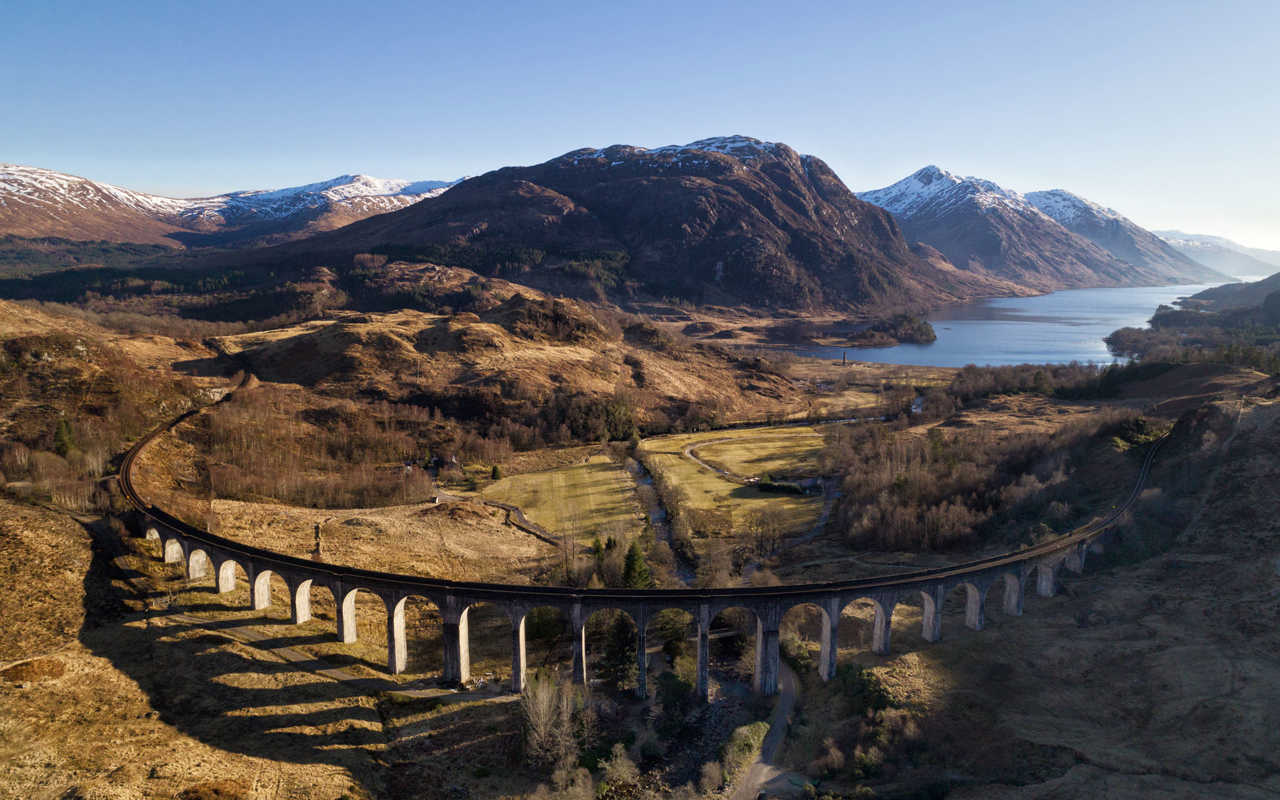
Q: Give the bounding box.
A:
[121,403,1162,700]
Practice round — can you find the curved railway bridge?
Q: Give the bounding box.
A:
[120,397,1163,701]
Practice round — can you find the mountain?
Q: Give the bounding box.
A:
[1025,190,1227,283]
[858,167,1211,291]
[1186,271,1280,311]
[1155,230,1280,280]
[0,164,456,247]
[278,136,1026,310]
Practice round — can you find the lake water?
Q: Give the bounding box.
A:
[796,283,1225,367]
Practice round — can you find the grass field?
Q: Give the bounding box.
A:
[481,454,645,541]
[692,427,826,480]
[636,426,828,536]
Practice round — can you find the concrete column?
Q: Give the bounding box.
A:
[1003,573,1024,616]
[510,608,527,693]
[696,604,710,703]
[921,587,944,642]
[251,569,273,611]
[871,596,894,656]
[819,597,841,681]
[754,607,781,696]
[216,560,237,593]
[964,583,986,631]
[634,612,648,700]
[570,603,587,685]
[387,596,407,675]
[291,579,312,624]
[443,601,471,686]
[1065,544,1086,573]
[336,587,358,643]
[1036,563,1057,597]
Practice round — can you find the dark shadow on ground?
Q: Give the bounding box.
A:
[74,517,535,799]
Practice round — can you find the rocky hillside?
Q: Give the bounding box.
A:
[859,167,1214,291]
[0,164,455,247]
[282,136,1024,311]
[1025,189,1226,283]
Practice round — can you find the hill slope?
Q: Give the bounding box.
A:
[283,136,1025,311]
[1025,189,1226,283]
[859,167,1210,291]
[0,164,455,247]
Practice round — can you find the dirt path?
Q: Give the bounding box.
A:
[731,662,802,800]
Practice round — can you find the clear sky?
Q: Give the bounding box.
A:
[4,0,1277,247]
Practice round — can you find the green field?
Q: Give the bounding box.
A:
[481,455,644,541]
[637,426,826,535]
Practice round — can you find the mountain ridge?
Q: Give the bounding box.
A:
[858,166,1224,289]
[1025,189,1226,283]
[0,164,457,247]
[272,136,1028,311]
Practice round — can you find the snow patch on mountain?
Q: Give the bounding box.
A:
[570,135,794,167]
[1025,189,1124,225]
[0,164,457,226]
[857,165,1033,220]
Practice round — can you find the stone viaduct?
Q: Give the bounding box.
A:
[120,405,1163,701]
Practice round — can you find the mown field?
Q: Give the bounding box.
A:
[636,426,829,536]
[480,454,645,542]
[691,427,826,480]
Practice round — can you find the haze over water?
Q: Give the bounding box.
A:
[799,283,1225,367]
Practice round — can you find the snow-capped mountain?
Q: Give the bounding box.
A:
[859,167,1223,290]
[1026,190,1226,283]
[285,137,1025,310]
[0,164,457,247]
[1155,230,1280,279]
[858,165,1033,220]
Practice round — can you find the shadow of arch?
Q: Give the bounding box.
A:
[76,518,399,798]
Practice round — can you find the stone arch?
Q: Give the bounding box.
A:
[1034,560,1060,598]
[290,578,314,624]
[144,525,160,541]
[938,581,987,632]
[186,548,211,581]
[997,571,1025,617]
[583,606,643,695]
[392,594,445,676]
[522,604,572,679]
[163,537,183,564]
[780,601,834,678]
[215,558,247,595]
[458,601,515,689]
[706,605,759,692]
[645,607,697,672]
[841,595,896,656]
[918,586,945,643]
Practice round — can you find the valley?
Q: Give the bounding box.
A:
[1,139,1278,800]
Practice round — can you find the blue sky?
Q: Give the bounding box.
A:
[4,0,1277,247]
